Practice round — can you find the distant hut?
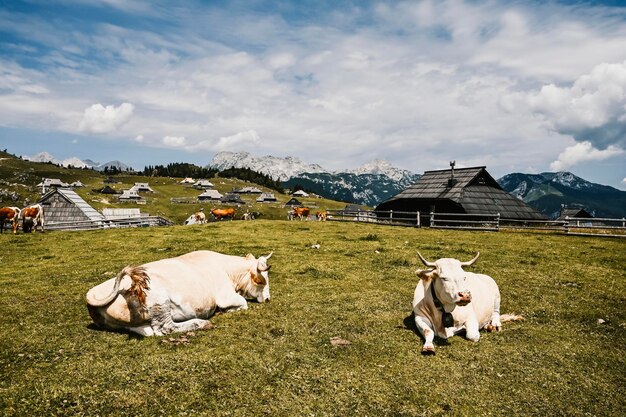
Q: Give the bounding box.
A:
[292,190,309,198]
[102,208,144,220]
[284,198,302,207]
[103,177,120,184]
[37,178,69,194]
[38,188,104,226]
[558,205,595,226]
[234,186,262,194]
[94,185,118,194]
[132,183,155,193]
[180,177,195,184]
[70,181,84,188]
[376,165,546,223]
[119,189,142,201]
[256,193,277,203]
[220,193,244,204]
[193,180,214,189]
[198,189,223,201]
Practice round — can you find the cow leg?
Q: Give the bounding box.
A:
[216,293,248,313]
[465,317,481,342]
[414,315,436,355]
[486,289,502,332]
[149,303,214,336]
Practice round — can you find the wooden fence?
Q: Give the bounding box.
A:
[325,209,626,237]
[45,216,174,231]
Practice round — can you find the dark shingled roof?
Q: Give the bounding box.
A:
[558,207,594,219]
[376,166,546,220]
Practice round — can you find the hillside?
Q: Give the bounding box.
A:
[498,171,626,218]
[0,151,347,224]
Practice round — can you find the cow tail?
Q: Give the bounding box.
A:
[88,266,150,307]
[500,314,525,323]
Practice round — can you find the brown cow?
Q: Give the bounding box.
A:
[316,211,327,221]
[211,208,236,220]
[20,204,45,233]
[292,207,310,221]
[0,207,20,234]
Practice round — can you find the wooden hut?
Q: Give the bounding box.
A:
[220,193,244,204]
[376,166,546,221]
[284,198,302,207]
[38,189,104,225]
[198,189,223,201]
[256,193,277,203]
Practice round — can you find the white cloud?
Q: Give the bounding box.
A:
[550,141,624,171]
[78,102,134,134]
[162,136,186,147]
[134,134,144,142]
[214,130,261,151]
[527,61,626,150]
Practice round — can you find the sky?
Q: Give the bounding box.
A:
[0,0,625,189]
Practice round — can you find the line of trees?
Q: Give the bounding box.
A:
[141,163,283,192]
[219,167,283,192]
[142,163,218,178]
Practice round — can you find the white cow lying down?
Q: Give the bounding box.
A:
[413,252,522,355]
[86,250,272,336]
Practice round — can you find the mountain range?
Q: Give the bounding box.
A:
[20,150,626,218]
[23,152,131,172]
[497,172,626,219]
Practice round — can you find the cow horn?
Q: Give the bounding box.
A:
[265,252,273,260]
[417,252,436,267]
[460,252,480,266]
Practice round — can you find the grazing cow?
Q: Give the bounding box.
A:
[316,211,327,221]
[184,210,206,225]
[0,207,20,234]
[242,211,255,221]
[412,252,522,355]
[20,204,44,233]
[86,251,273,336]
[211,208,236,221]
[292,207,310,221]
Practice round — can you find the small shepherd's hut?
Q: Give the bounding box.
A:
[38,189,104,225]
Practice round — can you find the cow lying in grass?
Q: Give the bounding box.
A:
[86,251,272,336]
[412,252,522,355]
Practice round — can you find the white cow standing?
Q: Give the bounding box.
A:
[86,250,272,336]
[412,252,521,355]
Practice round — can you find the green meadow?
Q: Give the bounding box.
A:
[1,221,625,416]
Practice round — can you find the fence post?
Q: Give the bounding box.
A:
[390,210,393,223]
[416,211,420,228]
[564,216,569,234]
[496,213,500,231]
[430,212,435,227]
[622,217,625,228]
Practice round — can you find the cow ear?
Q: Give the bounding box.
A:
[245,253,255,260]
[250,269,266,285]
[416,268,435,281]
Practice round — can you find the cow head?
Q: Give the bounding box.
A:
[415,252,479,312]
[247,252,273,303]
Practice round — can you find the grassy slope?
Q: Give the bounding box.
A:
[0,153,348,223]
[0,222,624,416]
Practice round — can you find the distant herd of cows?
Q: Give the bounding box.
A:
[0,204,44,234]
[2,202,519,355]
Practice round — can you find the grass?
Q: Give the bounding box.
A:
[1,221,625,416]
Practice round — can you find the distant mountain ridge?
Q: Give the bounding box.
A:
[23,152,131,172]
[208,152,421,206]
[497,172,626,218]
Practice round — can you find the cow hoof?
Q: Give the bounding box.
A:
[202,321,215,330]
[421,346,436,356]
[485,324,495,332]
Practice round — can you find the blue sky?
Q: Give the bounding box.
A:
[1,0,625,189]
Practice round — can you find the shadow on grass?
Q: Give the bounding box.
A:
[86,323,145,340]
[401,313,453,347]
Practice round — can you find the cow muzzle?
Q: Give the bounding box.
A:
[457,291,471,305]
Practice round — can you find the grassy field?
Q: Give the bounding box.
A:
[1,221,625,416]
